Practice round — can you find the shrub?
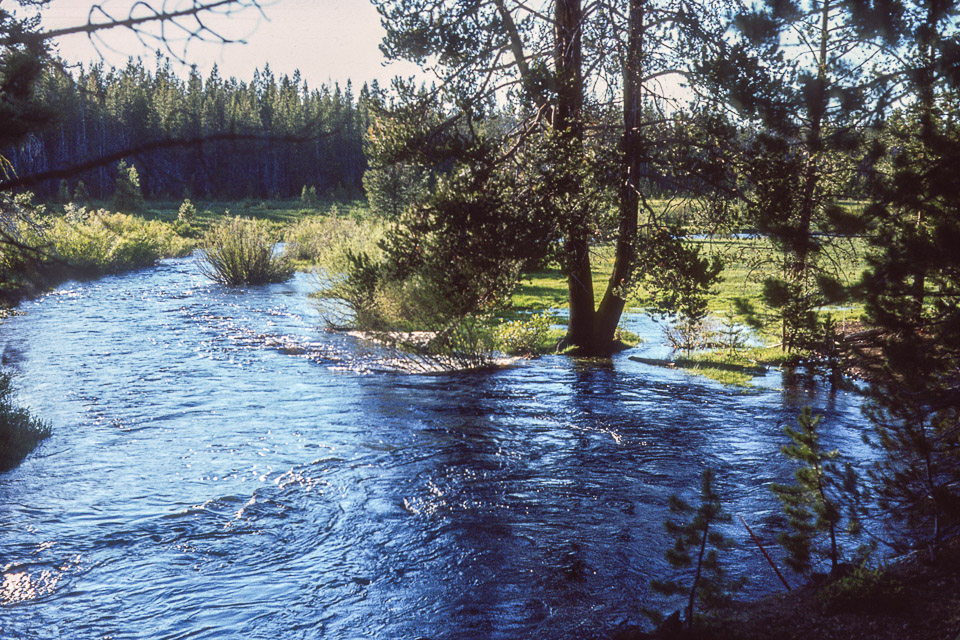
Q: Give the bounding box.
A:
[113,160,144,213]
[199,216,292,286]
[283,216,384,270]
[770,407,864,575]
[55,179,71,204]
[816,565,904,614]
[301,185,318,206]
[651,468,745,629]
[72,180,89,204]
[494,313,553,355]
[0,372,50,473]
[44,211,192,273]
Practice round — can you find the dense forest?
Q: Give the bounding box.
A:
[3,57,372,200]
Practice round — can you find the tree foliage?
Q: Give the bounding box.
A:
[651,468,744,629]
[771,407,865,574]
[370,0,731,354]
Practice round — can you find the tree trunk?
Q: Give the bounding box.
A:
[595,0,645,351]
[554,0,596,350]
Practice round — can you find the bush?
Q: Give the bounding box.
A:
[199,216,292,286]
[177,198,196,223]
[72,180,89,204]
[494,313,553,355]
[283,216,384,269]
[301,185,318,206]
[55,179,71,204]
[43,211,192,273]
[816,565,904,614]
[0,372,50,473]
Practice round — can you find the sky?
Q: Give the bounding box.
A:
[38,0,421,88]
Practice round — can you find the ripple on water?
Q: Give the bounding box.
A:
[0,254,872,639]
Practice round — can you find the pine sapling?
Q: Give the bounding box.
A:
[651,468,744,629]
[771,407,863,575]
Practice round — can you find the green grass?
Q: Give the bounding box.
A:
[512,235,869,340]
[0,373,50,473]
[631,346,800,387]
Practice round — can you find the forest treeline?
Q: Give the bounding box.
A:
[3,57,373,200]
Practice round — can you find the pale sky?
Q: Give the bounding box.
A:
[39,0,421,88]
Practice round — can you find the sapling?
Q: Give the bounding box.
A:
[651,468,744,629]
[771,407,863,574]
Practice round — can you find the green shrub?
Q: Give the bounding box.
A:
[0,372,50,473]
[301,185,318,206]
[494,313,553,355]
[283,216,384,270]
[72,180,89,204]
[816,565,904,614]
[55,179,71,204]
[199,216,292,286]
[44,211,192,273]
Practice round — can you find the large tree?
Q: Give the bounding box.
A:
[696,0,881,351]
[371,0,725,354]
[854,0,960,553]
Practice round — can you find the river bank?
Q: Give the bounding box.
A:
[614,537,960,639]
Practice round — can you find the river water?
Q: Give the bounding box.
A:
[0,254,868,639]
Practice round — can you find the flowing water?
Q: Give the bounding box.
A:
[0,255,869,639]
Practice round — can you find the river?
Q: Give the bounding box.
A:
[0,254,868,639]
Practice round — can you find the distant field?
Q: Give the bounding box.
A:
[83,196,871,343]
[513,234,869,341]
[138,197,370,232]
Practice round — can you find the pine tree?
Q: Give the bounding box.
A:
[113,160,144,213]
[771,407,863,574]
[651,468,744,629]
[55,179,71,204]
[73,180,89,204]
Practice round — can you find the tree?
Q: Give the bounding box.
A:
[771,407,864,574]
[371,0,728,354]
[851,0,960,556]
[113,160,144,212]
[698,0,874,351]
[651,468,744,630]
[362,163,431,220]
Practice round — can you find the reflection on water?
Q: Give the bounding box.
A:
[0,254,869,639]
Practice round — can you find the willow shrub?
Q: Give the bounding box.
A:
[0,373,50,473]
[283,215,384,272]
[494,313,553,355]
[200,216,292,286]
[43,210,192,273]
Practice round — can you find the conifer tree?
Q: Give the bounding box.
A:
[73,180,89,204]
[771,407,863,574]
[55,179,71,204]
[651,468,744,629]
[113,160,144,213]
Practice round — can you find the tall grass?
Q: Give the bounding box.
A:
[199,216,293,285]
[0,372,50,472]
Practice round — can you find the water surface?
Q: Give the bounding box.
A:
[0,255,867,639]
